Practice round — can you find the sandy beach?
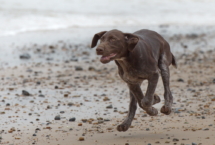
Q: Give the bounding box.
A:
[0,26,215,145]
[1,0,215,144]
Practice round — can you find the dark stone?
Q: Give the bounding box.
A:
[192,143,197,145]
[38,94,45,98]
[106,105,113,109]
[60,111,65,114]
[75,66,83,71]
[54,115,61,120]
[22,90,30,96]
[55,86,58,89]
[177,78,184,82]
[69,117,76,122]
[173,138,179,142]
[33,134,36,136]
[6,103,10,106]
[20,53,31,59]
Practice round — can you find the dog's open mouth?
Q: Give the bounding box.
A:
[100,53,117,63]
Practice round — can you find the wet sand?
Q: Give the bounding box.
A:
[0,29,215,145]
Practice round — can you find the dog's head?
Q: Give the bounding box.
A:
[91,29,139,63]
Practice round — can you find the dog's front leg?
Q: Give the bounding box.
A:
[117,91,137,132]
[128,83,158,116]
[141,72,159,116]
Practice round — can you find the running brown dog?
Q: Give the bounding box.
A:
[91,29,177,132]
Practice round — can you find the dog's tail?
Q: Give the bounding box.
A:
[171,53,177,68]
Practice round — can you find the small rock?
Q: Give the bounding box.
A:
[54,115,61,120]
[67,102,73,106]
[104,119,110,121]
[79,137,84,141]
[173,138,179,142]
[146,128,150,131]
[38,94,45,98]
[20,53,31,59]
[22,90,30,96]
[33,134,36,136]
[69,117,76,122]
[106,105,113,109]
[177,78,184,82]
[60,111,65,114]
[192,143,197,145]
[75,66,83,71]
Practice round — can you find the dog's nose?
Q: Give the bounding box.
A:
[96,47,104,53]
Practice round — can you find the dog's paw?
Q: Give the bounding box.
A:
[160,105,172,115]
[146,107,158,116]
[153,94,161,105]
[117,123,131,132]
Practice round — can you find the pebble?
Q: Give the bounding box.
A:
[60,111,65,114]
[173,138,179,142]
[33,134,36,136]
[106,104,113,109]
[67,102,73,106]
[192,143,197,145]
[75,66,83,71]
[177,78,184,82]
[22,90,30,96]
[20,53,31,59]
[69,117,76,122]
[38,94,45,98]
[79,137,84,141]
[146,128,150,131]
[54,115,61,120]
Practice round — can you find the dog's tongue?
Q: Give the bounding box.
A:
[100,53,116,62]
[101,56,111,62]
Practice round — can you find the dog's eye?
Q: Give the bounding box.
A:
[110,38,116,42]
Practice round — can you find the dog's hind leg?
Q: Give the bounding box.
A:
[158,55,173,115]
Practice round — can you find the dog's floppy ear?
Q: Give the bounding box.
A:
[91,31,107,48]
[124,33,139,51]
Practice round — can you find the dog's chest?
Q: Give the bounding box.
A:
[119,69,143,84]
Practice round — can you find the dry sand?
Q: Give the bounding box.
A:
[0,31,215,145]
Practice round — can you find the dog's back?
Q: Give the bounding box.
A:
[134,29,177,68]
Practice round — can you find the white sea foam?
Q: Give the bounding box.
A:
[0,0,215,36]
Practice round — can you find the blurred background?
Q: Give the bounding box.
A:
[0,0,215,43]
